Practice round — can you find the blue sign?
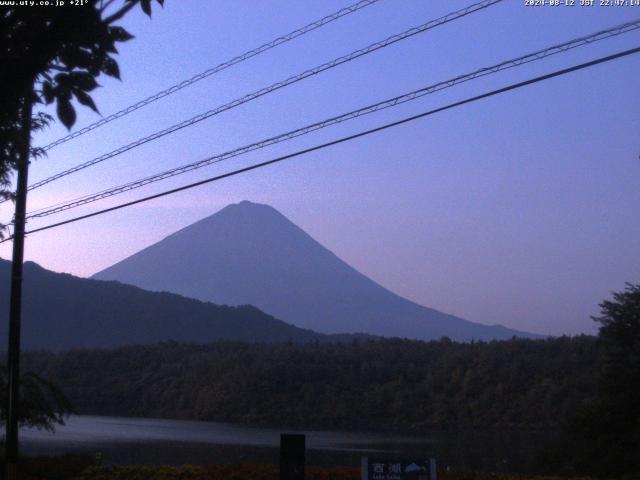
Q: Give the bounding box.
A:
[361,457,436,480]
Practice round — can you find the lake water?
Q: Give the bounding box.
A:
[19,415,541,472]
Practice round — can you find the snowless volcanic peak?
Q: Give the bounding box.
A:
[94,201,540,341]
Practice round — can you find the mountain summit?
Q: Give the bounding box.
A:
[94,201,538,341]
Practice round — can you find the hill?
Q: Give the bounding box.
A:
[94,201,539,341]
[0,259,325,350]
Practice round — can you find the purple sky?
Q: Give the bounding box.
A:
[1,0,639,336]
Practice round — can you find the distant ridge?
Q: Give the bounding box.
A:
[0,258,328,351]
[94,201,541,341]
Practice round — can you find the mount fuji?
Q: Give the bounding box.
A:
[94,201,539,341]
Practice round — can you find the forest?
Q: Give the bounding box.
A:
[22,336,599,432]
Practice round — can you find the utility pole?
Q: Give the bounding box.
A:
[5,88,33,480]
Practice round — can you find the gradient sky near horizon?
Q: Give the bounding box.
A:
[1,0,638,336]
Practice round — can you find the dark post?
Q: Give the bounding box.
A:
[280,433,305,480]
[5,90,33,480]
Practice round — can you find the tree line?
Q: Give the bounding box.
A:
[22,336,599,432]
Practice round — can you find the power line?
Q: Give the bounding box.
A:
[7,45,637,242]
[26,0,503,192]
[25,19,640,220]
[40,0,384,152]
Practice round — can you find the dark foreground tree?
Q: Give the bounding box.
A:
[562,283,640,478]
[0,366,72,432]
[0,1,165,472]
[0,0,164,220]
[590,283,640,477]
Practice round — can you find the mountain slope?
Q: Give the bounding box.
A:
[0,259,325,350]
[94,201,539,341]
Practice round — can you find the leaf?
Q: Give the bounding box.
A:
[42,81,54,104]
[56,97,76,130]
[141,0,152,16]
[102,57,121,80]
[59,47,87,70]
[104,43,119,54]
[73,89,99,114]
[108,26,134,42]
[70,71,99,92]
[31,112,53,132]
[54,73,71,87]
[30,146,47,160]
